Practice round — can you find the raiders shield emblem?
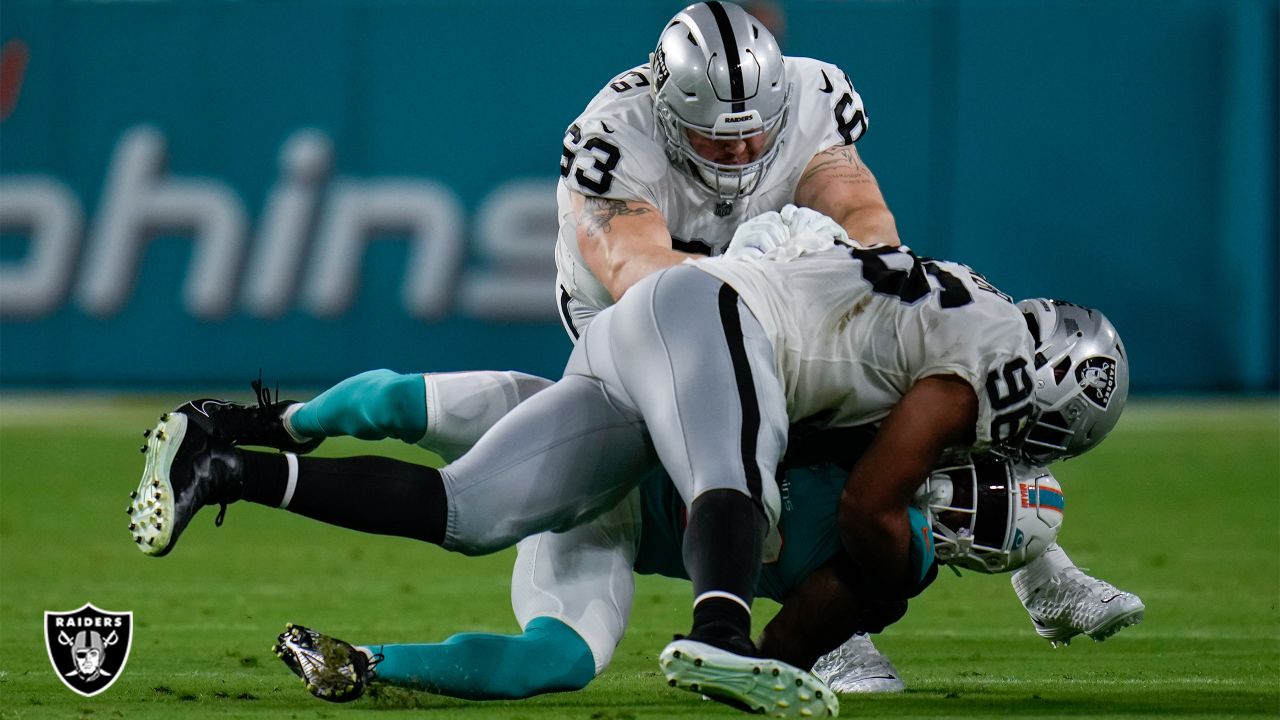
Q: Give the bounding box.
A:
[44,603,133,697]
[1076,356,1118,409]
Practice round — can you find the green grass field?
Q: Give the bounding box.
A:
[1,395,1277,719]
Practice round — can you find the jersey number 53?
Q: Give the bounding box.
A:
[560,123,622,195]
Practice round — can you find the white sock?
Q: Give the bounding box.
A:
[280,403,310,443]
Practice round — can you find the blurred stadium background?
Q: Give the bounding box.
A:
[0,0,1275,391]
[1,0,1277,717]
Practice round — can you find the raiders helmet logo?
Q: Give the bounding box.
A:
[45,603,133,697]
[1076,356,1118,409]
[653,47,671,91]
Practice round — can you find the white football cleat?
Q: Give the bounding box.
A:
[660,638,839,717]
[1014,565,1145,647]
[812,633,904,693]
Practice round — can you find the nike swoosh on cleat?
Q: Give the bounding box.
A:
[1101,594,1122,603]
[195,400,231,417]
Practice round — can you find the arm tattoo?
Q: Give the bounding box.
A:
[583,197,651,237]
[800,146,874,186]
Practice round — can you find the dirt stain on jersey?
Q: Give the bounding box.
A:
[836,297,871,333]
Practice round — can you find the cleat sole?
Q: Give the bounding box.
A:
[128,413,187,557]
[660,639,838,718]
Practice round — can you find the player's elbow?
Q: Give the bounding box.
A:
[838,495,891,554]
[839,204,899,248]
[837,489,907,568]
[597,254,638,301]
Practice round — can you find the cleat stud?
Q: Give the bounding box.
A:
[157,431,166,440]
[161,413,170,421]
[128,523,136,530]
[772,668,781,676]
[140,446,147,453]
[143,428,151,437]
[146,537,154,545]
[668,679,677,687]
[796,678,804,687]
[130,491,138,499]
[753,666,761,675]
[125,507,132,516]
[815,690,823,698]
[690,683,700,693]
[672,650,681,659]
[133,535,142,543]
[694,658,703,667]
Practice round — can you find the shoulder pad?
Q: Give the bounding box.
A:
[560,117,667,199]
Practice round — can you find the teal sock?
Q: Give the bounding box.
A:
[290,369,427,442]
[365,617,595,700]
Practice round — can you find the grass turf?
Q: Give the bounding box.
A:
[0,395,1277,719]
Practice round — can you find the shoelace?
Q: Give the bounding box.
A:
[251,371,281,410]
[212,373,277,529]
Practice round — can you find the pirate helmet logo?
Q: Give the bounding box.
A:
[44,603,133,697]
[1075,356,1118,409]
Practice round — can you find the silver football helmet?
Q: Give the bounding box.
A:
[917,456,1064,574]
[1018,298,1130,462]
[650,2,792,201]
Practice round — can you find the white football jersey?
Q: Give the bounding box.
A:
[693,245,1037,449]
[555,57,868,318]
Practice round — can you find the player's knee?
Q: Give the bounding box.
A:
[511,617,596,695]
[507,371,554,403]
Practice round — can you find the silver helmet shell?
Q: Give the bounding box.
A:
[918,456,1064,574]
[650,2,791,201]
[1017,299,1129,462]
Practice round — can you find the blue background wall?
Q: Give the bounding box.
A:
[1,0,1276,392]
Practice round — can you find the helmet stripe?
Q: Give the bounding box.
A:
[1020,484,1065,511]
[705,1,746,112]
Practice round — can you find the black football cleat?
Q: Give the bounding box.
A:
[274,624,380,703]
[129,409,245,557]
[178,378,322,454]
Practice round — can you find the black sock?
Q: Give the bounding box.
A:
[240,451,287,506]
[682,488,766,644]
[239,449,447,545]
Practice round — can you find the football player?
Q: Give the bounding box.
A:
[129,207,1121,714]
[476,0,1140,683]
[270,0,1138,687]
[266,451,1064,707]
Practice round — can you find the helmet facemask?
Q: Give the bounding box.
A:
[655,90,791,200]
[919,457,1063,574]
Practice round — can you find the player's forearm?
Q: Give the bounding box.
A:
[837,506,912,596]
[835,204,899,248]
[598,245,696,300]
[758,567,861,669]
